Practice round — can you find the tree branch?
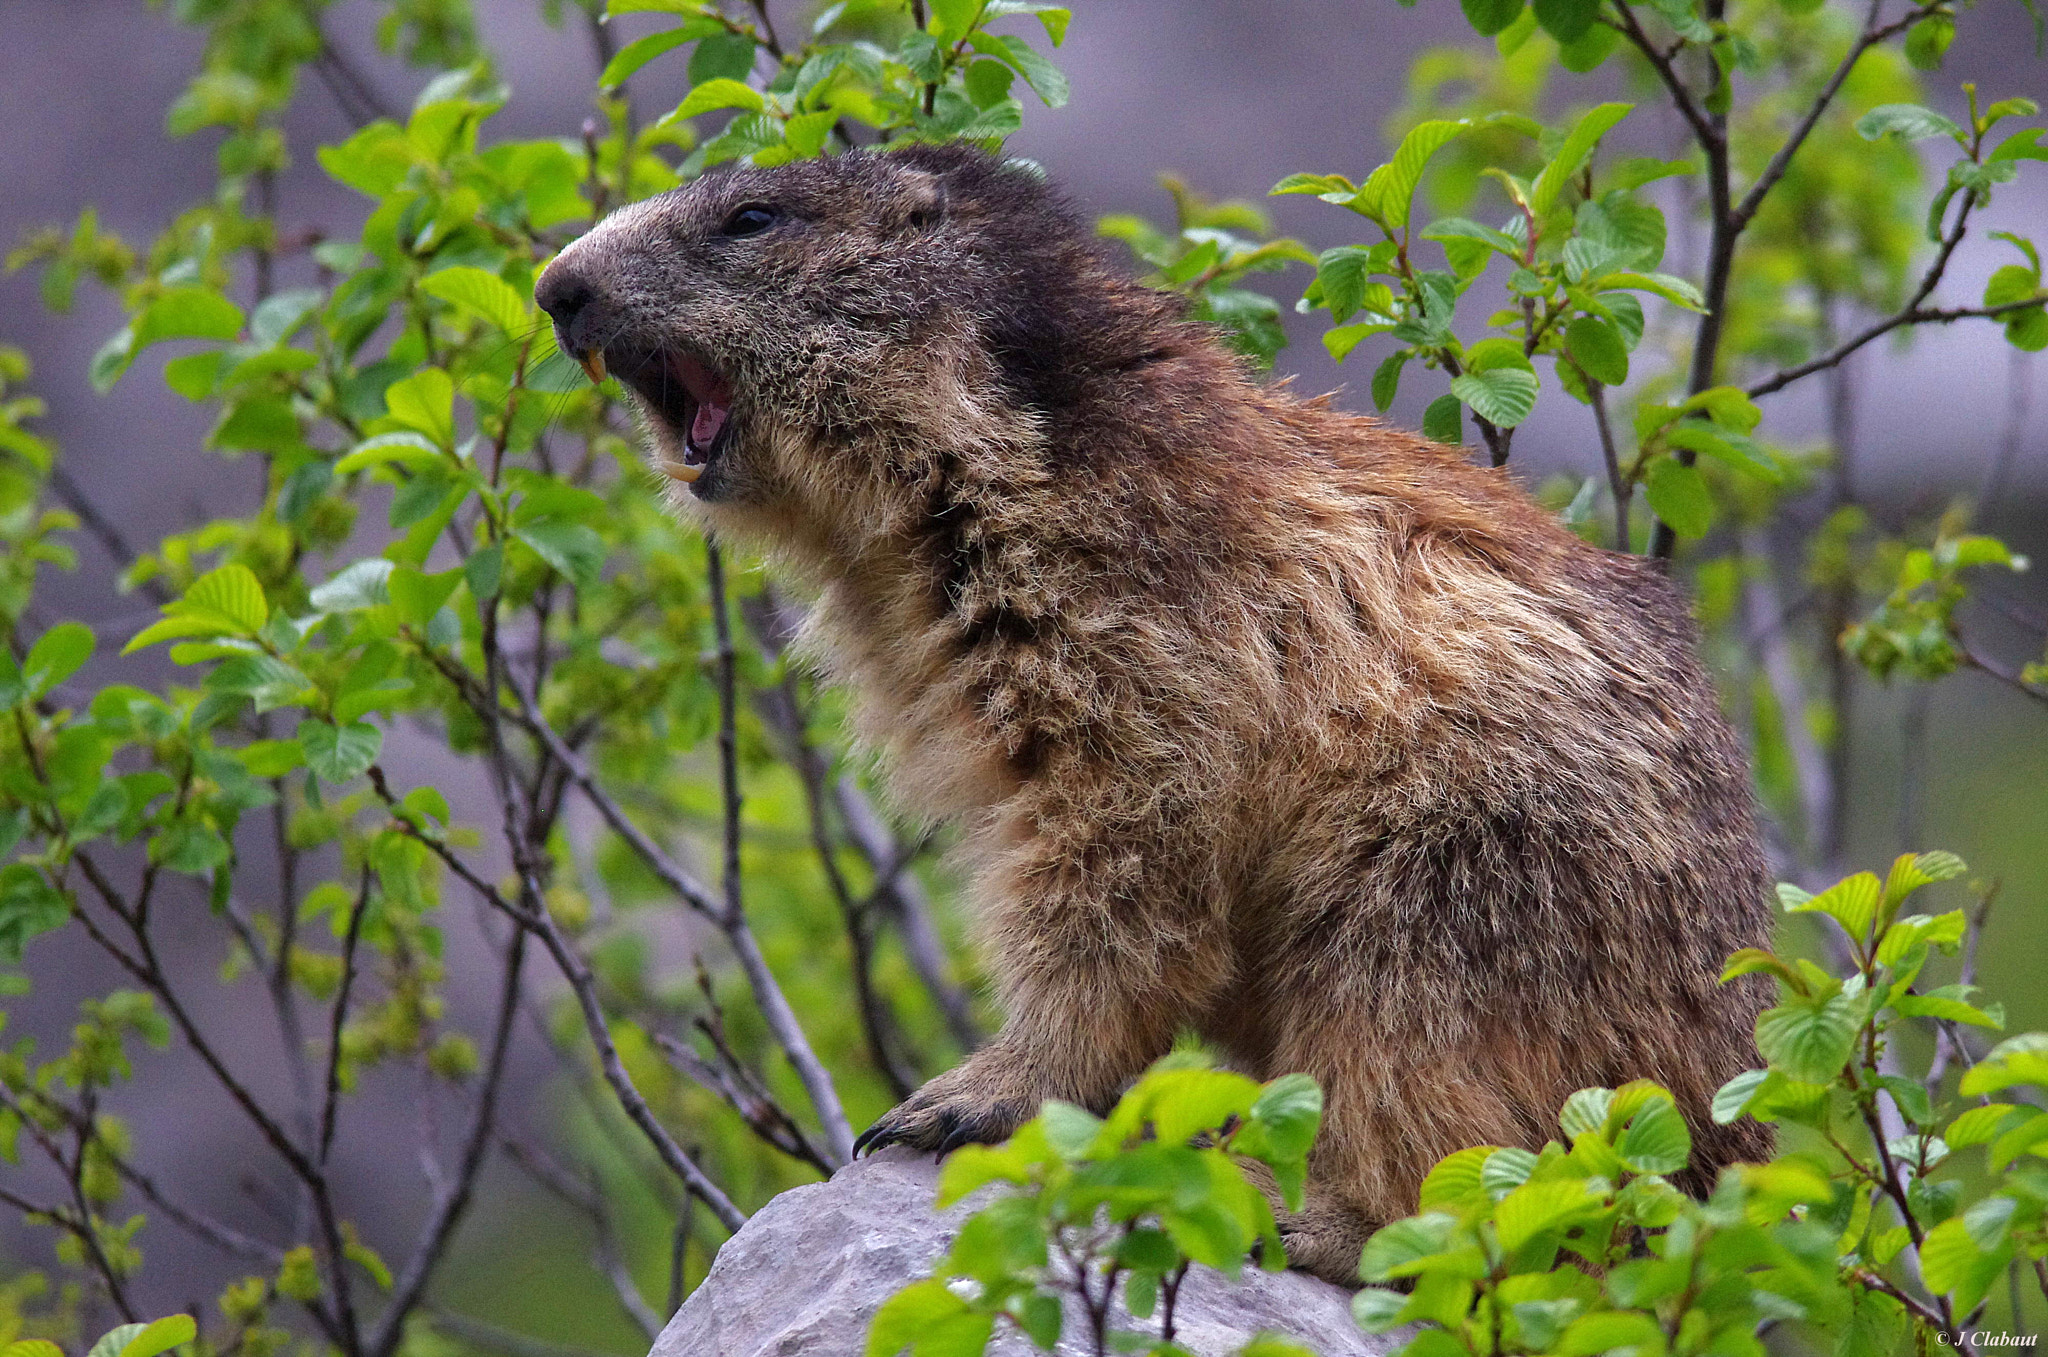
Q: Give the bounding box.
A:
[366,923,530,1357]
[504,680,856,1164]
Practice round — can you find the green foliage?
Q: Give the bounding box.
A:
[0,0,1071,1346]
[1345,854,2045,1357]
[1099,178,1316,368]
[1844,519,2029,681]
[867,1058,1323,1356]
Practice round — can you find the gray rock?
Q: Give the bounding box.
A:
[652,1146,1397,1357]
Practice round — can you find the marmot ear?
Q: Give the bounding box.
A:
[894,169,948,233]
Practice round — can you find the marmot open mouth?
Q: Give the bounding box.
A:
[591,346,735,487]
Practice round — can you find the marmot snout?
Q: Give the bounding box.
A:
[538,144,1774,1283]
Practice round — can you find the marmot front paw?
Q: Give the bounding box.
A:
[1276,1201,1374,1287]
[852,1060,1039,1158]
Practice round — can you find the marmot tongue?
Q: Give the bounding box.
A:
[672,352,732,459]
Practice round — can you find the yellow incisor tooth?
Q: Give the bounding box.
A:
[580,348,607,384]
[665,459,703,484]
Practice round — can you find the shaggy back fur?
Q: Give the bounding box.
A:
[536,144,1774,1281]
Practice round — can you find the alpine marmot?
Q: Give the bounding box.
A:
[535,143,1773,1281]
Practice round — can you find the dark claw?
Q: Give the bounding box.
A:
[853,1119,899,1157]
[935,1125,974,1156]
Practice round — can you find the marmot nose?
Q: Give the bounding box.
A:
[534,263,598,347]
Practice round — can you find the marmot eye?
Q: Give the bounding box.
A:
[721,205,778,237]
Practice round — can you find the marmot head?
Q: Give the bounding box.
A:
[534,145,1184,542]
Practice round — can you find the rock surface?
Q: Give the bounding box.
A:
[651,1147,1397,1357]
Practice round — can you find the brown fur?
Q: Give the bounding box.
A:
[536,145,1775,1282]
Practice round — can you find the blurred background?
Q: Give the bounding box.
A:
[1,1,2044,1350]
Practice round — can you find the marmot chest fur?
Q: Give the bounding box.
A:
[536,143,1773,1282]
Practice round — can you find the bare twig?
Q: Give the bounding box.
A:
[317,866,372,1169]
[744,590,980,1050]
[505,680,856,1165]
[1742,531,1835,857]
[366,925,532,1357]
[1729,0,1935,234]
[369,769,748,1232]
[1746,193,2022,398]
[1583,370,1631,550]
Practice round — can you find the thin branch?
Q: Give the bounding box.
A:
[0,1184,138,1322]
[745,591,980,1050]
[317,866,372,1169]
[1608,1,1719,149]
[1742,530,1836,856]
[1729,0,1934,234]
[366,925,531,1357]
[1746,194,2020,398]
[1961,640,2048,707]
[374,804,747,1232]
[505,680,856,1165]
[426,1310,623,1357]
[45,467,170,605]
[69,850,364,1355]
[0,1085,281,1266]
[1584,370,1632,551]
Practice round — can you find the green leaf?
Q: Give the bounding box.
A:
[1357,1212,1460,1281]
[1422,216,1524,257]
[1905,12,1955,68]
[1419,1145,1498,1208]
[690,30,757,85]
[1597,271,1705,310]
[1960,1033,2048,1097]
[1249,1073,1323,1160]
[1451,368,1539,428]
[1422,393,1463,444]
[1557,21,1620,70]
[1557,1311,1667,1357]
[250,289,324,347]
[1990,128,2048,164]
[864,1278,980,1357]
[299,720,383,785]
[1370,121,1473,229]
[1895,988,2003,1029]
[134,287,245,349]
[1039,1099,1102,1156]
[24,623,95,697]
[669,78,766,121]
[1460,0,1527,36]
[389,567,462,630]
[1532,0,1599,41]
[600,22,710,87]
[1494,1178,1604,1253]
[420,266,532,335]
[964,32,1068,107]
[117,1316,197,1357]
[0,865,70,964]
[309,559,396,613]
[86,1328,149,1357]
[1643,457,1713,538]
[1856,103,1965,142]
[1617,1096,1691,1173]
[1371,350,1410,412]
[1755,992,1861,1083]
[1712,1069,1769,1124]
[1565,315,1628,386]
[1720,948,1805,990]
[1531,103,1633,218]
[1782,870,1881,941]
[1919,1213,2009,1310]
[384,368,456,449]
[189,564,271,633]
[336,431,446,475]
[516,520,606,591]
